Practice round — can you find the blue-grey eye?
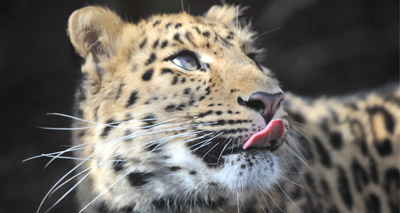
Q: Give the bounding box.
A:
[170,51,200,71]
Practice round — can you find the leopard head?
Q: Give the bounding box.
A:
[68,5,293,212]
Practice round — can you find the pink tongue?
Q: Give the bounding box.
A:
[243,119,285,150]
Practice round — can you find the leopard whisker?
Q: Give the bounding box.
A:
[236,192,240,213]
[257,191,272,213]
[78,159,147,212]
[143,130,202,152]
[278,174,305,189]
[79,138,166,212]
[284,136,311,170]
[279,169,305,175]
[217,138,232,166]
[44,143,91,168]
[46,112,99,125]
[186,134,216,148]
[290,120,315,131]
[201,142,220,160]
[37,152,95,213]
[35,155,98,162]
[38,128,146,212]
[44,169,92,213]
[257,183,285,213]
[47,112,186,132]
[22,144,87,162]
[81,129,204,165]
[228,131,241,154]
[49,167,91,196]
[190,131,224,152]
[275,182,300,212]
[184,132,214,144]
[121,125,190,141]
[37,126,96,131]
[286,129,302,137]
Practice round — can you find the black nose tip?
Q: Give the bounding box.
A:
[238,92,284,121]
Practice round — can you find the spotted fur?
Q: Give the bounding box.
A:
[274,85,400,213]
[62,5,400,213]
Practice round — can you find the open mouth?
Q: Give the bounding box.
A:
[242,119,285,150]
[190,118,286,166]
[221,119,285,156]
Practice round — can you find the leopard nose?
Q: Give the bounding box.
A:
[238,92,284,121]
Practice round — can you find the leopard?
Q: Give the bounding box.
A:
[55,4,399,213]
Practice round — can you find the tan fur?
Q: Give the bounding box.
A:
[277,87,400,212]
[65,4,400,213]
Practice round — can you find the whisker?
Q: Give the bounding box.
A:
[257,183,285,213]
[76,121,192,212]
[279,174,305,188]
[37,126,95,131]
[78,164,141,212]
[22,144,87,162]
[236,192,240,213]
[44,170,92,213]
[32,155,112,162]
[201,142,220,160]
[36,153,94,213]
[258,192,272,213]
[253,28,280,41]
[231,131,240,154]
[143,130,199,152]
[284,137,311,170]
[46,112,98,125]
[217,138,232,166]
[46,112,181,131]
[190,132,224,152]
[49,167,91,196]
[44,144,88,168]
[185,132,214,145]
[276,183,300,212]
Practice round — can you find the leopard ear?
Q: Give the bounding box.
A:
[204,4,242,26]
[68,6,124,84]
[68,6,123,59]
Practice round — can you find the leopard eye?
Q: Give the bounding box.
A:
[170,51,200,71]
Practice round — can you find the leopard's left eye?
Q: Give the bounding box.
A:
[170,51,200,71]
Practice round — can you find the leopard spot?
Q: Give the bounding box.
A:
[313,137,332,168]
[145,53,156,65]
[113,157,126,173]
[128,172,154,187]
[142,69,154,81]
[101,119,119,137]
[139,38,147,49]
[365,193,381,213]
[126,90,139,108]
[329,132,343,150]
[169,166,182,171]
[337,166,353,210]
[384,168,400,213]
[351,159,369,192]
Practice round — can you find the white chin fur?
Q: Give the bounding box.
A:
[214,150,281,192]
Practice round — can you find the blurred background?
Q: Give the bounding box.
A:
[0,0,398,212]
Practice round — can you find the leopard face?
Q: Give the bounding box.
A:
[68,5,293,212]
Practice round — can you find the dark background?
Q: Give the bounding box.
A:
[0,0,398,212]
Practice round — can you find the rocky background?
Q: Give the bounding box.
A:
[0,0,398,212]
